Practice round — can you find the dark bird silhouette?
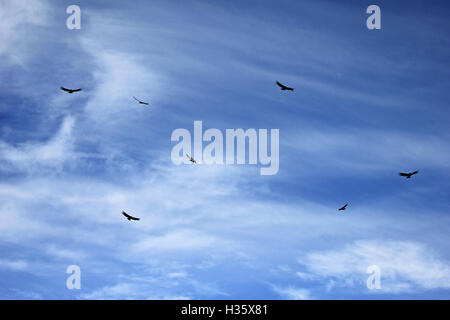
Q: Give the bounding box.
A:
[338,203,348,211]
[122,211,140,221]
[133,96,149,105]
[399,170,419,179]
[186,154,197,163]
[276,81,294,91]
[61,86,82,94]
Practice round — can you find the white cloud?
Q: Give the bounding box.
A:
[78,46,165,122]
[272,286,312,300]
[80,283,141,300]
[0,259,28,271]
[80,281,192,300]
[46,245,88,262]
[0,116,75,173]
[12,289,44,300]
[297,240,450,293]
[167,271,188,278]
[283,128,450,175]
[131,229,224,252]
[0,0,49,65]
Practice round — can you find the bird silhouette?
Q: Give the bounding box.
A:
[399,170,419,179]
[338,203,348,211]
[61,86,82,94]
[122,211,140,221]
[276,81,294,91]
[186,154,197,163]
[133,96,149,105]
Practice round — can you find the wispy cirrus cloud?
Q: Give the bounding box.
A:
[282,127,450,175]
[0,259,28,271]
[0,0,449,300]
[0,0,49,65]
[80,281,192,300]
[0,116,75,173]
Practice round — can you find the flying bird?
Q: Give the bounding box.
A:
[122,211,140,221]
[399,170,419,179]
[133,96,149,105]
[276,81,294,91]
[338,203,348,211]
[60,86,82,94]
[186,154,197,163]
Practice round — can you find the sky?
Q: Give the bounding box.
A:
[0,0,449,299]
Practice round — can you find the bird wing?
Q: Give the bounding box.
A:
[122,211,131,218]
[276,81,286,89]
[412,170,419,175]
[61,86,70,92]
[399,172,408,176]
[122,211,139,220]
[134,96,148,104]
[72,88,82,92]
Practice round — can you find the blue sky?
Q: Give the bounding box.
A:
[0,0,449,299]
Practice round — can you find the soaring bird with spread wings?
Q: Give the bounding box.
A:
[61,86,82,94]
[122,211,140,221]
[338,203,348,211]
[276,81,294,91]
[186,154,196,163]
[133,96,149,105]
[399,170,419,179]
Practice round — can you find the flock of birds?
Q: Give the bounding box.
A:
[60,81,419,220]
